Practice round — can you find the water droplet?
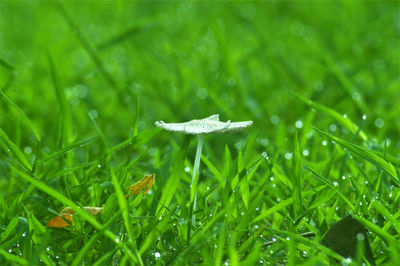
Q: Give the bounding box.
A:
[224,260,229,265]
[284,152,293,160]
[270,176,274,181]
[88,109,98,119]
[115,238,120,243]
[256,207,259,211]
[333,182,338,187]
[259,259,263,263]
[362,114,367,120]
[295,120,303,129]
[196,88,208,99]
[365,181,368,184]
[343,114,347,118]
[154,251,161,259]
[276,198,280,202]
[22,232,26,237]
[329,124,337,132]
[359,202,363,206]
[286,237,290,241]
[389,193,392,198]
[46,246,51,251]
[356,233,365,241]
[302,149,309,156]
[184,166,190,173]
[9,249,12,253]
[270,115,279,125]
[24,146,32,154]
[322,140,327,146]
[97,164,101,168]
[375,118,384,128]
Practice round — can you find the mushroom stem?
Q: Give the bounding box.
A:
[190,134,204,226]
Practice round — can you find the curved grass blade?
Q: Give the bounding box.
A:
[0,128,32,171]
[294,93,367,141]
[0,90,41,141]
[38,135,97,164]
[292,130,303,216]
[12,167,138,263]
[313,127,397,180]
[304,164,355,211]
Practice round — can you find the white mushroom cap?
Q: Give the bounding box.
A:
[155,114,253,135]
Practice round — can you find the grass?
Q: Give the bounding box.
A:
[1,1,400,265]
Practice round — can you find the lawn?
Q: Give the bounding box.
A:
[1,1,399,265]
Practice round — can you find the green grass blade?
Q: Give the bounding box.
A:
[0,128,32,171]
[0,90,41,141]
[13,167,137,262]
[157,135,190,215]
[294,92,367,141]
[110,167,143,265]
[38,135,97,164]
[0,249,28,265]
[314,127,398,180]
[304,163,355,211]
[292,130,303,216]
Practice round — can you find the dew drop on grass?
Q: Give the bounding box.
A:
[362,114,367,120]
[333,182,338,187]
[276,198,280,202]
[389,193,392,198]
[259,260,263,264]
[154,251,161,259]
[356,233,365,241]
[22,232,26,237]
[375,118,384,128]
[206,186,210,190]
[224,260,229,266]
[295,120,303,129]
[88,109,98,119]
[270,115,279,125]
[115,238,120,243]
[322,140,327,146]
[365,181,368,184]
[97,164,101,168]
[284,152,293,160]
[329,124,337,132]
[343,114,347,118]
[286,237,290,241]
[184,166,190,173]
[272,184,276,188]
[46,246,51,251]
[270,176,274,181]
[8,249,12,253]
[24,146,32,154]
[341,176,346,180]
[359,202,363,206]
[302,149,309,156]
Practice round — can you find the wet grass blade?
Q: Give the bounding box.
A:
[0,128,32,171]
[13,166,138,263]
[313,127,398,180]
[0,90,41,141]
[38,135,97,164]
[157,135,190,215]
[292,130,303,216]
[294,92,367,141]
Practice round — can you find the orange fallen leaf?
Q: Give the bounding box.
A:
[125,174,155,199]
[47,214,73,228]
[47,206,104,228]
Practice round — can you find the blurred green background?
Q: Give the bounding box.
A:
[1,1,400,264]
[1,1,399,151]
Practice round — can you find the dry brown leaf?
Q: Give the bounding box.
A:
[47,206,104,228]
[47,214,73,228]
[125,174,155,199]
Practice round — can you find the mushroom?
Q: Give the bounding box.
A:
[155,114,253,225]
